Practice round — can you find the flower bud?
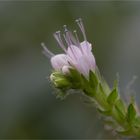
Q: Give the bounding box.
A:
[50,72,71,88]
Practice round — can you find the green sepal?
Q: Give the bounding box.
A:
[81,74,95,96]
[126,103,136,125]
[107,88,118,105]
[89,70,98,88]
[67,68,82,89]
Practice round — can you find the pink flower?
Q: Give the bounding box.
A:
[42,18,96,78]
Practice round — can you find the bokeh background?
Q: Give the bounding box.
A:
[1,1,140,139]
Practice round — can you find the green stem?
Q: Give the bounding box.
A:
[83,82,140,138]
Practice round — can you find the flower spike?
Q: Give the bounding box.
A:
[43,19,140,138]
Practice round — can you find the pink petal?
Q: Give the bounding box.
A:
[80,41,92,54]
[67,45,82,62]
[50,54,68,71]
[76,55,91,77]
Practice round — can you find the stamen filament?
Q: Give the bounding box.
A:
[63,25,72,45]
[76,18,87,41]
[63,26,77,60]
[54,31,66,52]
[41,42,54,58]
[73,30,81,47]
[74,30,85,54]
[68,31,79,47]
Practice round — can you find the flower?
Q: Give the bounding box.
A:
[42,18,96,78]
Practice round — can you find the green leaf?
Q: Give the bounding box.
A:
[107,88,118,105]
[126,103,136,124]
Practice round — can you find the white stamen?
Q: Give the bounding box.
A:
[76,18,87,41]
[63,34,71,46]
[41,42,54,58]
[68,31,79,46]
[63,25,72,45]
[63,34,77,59]
[73,30,80,47]
[54,31,66,52]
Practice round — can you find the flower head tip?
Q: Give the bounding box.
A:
[42,18,96,78]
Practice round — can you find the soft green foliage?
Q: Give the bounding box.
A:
[50,68,140,138]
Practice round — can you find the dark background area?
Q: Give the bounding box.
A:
[1,1,140,138]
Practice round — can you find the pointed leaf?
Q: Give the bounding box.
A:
[107,88,118,105]
[126,103,136,124]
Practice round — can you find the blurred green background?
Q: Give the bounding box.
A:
[1,1,140,139]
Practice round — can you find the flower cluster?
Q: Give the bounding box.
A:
[42,19,140,138]
[42,18,96,78]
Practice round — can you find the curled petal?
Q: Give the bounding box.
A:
[50,54,69,71]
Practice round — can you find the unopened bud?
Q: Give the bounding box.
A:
[50,72,71,88]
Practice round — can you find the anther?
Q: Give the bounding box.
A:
[63,25,68,32]
[55,30,61,34]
